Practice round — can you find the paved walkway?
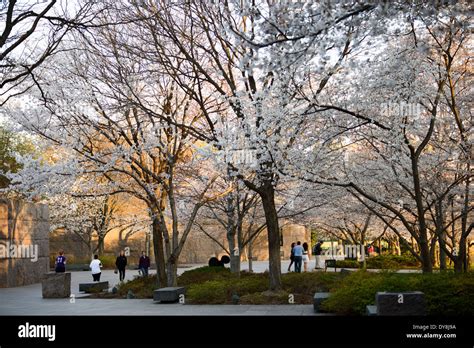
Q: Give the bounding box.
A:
[0,260,420,316]
[0,261,322,316]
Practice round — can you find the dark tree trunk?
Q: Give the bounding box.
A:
[226,194,241,275]
[166,256,178,286]
[419,239,433,273]
[439,232,447,270]
[152,215,167,287]
[435,201,447,270]
[259,181,282,290]
[97,237,105,255]
[248,240,253,273]
[411,153,432,273]
[454,238,467,273]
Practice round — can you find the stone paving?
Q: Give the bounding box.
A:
[0,260,419,316]
[0,261,316,316]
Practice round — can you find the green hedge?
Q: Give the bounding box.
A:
[321,271,474,315]
[177,266,233,286]
[186,271,344,304]
[335,254,421,269]
[335,260,361,268]
[108,265,474,315]
[366,254,420,269]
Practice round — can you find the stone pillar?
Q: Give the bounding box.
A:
[0,199,50,287]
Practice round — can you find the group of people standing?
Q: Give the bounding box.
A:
[54,250,151,283]
[288,240,323,272]
[112,251,151,282]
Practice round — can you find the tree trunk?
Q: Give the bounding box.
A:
[97,237,104,255]
[248,240,253,273]
[166,256,178,286]
[430,236,438,268]
[228,227,241,274]
[226,194,241,275]
[454,237,467,273]
[409,150,433,272]
[419,239,433,273]
[152,215,167,287]
[439,232,447,270]
[435,201,447,270]
[467,240,472,271]
[395,239,401,256]
[259,181,282,291]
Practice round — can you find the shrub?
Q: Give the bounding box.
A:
[418,272,474,315]
[366,254,420,269]
[116,274,158,298]
[186,280,230,304]
[321,271,474,315]
[186,273,268,304]
[178,266,233,286]
[185,272,346,304]
[335,260,361,269]
[282,272,343,293]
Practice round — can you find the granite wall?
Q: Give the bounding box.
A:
[0,199,50,288]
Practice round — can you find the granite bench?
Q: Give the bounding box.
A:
[153,287,186,303]
[313,292,331,313]
[366,291,426,316]
[79,281,109,293]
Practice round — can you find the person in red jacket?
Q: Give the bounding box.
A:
[138,251,150,277]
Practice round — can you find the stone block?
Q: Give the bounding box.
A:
[153,287,186,303]
[42,272,71,298]
[376,291,426,316]
[79,281,109,293]
[313,292,331,313]
[366,305,378,316]
[325,259,337,271]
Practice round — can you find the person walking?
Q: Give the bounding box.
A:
[138,251,150,277]
[302,242,310,272]
[287,242,296,272]
[55,250,66,273]
[115,250,128,282]
[313,240,323,269]
[90,255,102,282]
[293,241,304,273]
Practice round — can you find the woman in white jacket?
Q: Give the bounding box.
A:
[89,254,103,282]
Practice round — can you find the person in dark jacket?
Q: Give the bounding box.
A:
[287,242,296,272]
[313,241,323,269]
[138,251,150,277]
[55,250,66,273]
[115,250,127,282]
